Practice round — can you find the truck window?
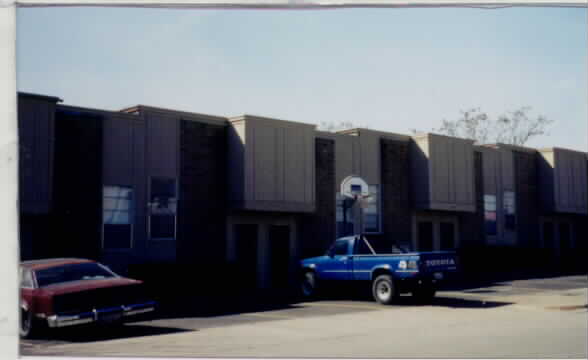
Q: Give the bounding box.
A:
[331,240,349,256]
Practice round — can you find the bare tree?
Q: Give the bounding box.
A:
[317,120,358,133]
[431,107,553,146]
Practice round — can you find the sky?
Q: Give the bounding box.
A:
[16,6,588,152]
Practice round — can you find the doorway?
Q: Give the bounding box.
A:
[417,222,434,252]
[268,225,290,292]
[413,215,459,252]
[234,224,259,290]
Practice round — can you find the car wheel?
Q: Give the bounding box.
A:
[372,274,398,305]
[301,271,318,299]
[412,285,436,304]
[20,306,34,339]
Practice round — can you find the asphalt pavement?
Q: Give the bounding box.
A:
[20,274,587,358]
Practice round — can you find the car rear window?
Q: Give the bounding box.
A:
[35,263,117,287]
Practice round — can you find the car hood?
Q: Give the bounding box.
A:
[38,277,141,297]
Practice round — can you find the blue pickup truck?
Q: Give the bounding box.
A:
[300,236,459,304]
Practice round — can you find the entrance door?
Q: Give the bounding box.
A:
[268,225,290,292]
[542,222,555,250]
[417,222,434,252]
[234,224,259,290]
[559,222,572,258]
[440,222,456,250]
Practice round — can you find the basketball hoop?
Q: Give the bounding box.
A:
[340,175,369,199]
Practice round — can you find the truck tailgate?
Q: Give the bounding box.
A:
[418,252,458,274]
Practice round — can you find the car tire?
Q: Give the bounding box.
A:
[301,271,319,299]
[20,306,35,339]
[372,274,398,305]
[412,285,437,303]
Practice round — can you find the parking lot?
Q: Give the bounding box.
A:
[21,275,587,358]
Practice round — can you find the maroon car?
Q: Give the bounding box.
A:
[20,258,157,338]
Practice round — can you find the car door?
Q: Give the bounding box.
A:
[319,238,353,281]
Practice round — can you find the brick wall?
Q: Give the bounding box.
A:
[177,120,227,266]
[299,137,336,258]
[380,138,412,248]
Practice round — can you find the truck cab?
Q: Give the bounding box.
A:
[300,236,458,304]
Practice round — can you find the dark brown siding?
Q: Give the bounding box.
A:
[515,151,540,248]
[18,95,57,214]
[460,151,485,247]
[177,120,227,265]
[299,137,336,258]
[51,108,103,260]
[380,138,412,248]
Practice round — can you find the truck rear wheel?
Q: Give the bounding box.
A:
[372,274,398,305]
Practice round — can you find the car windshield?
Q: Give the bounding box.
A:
[35,263,117,287]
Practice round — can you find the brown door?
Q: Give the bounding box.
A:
[440,222,456,250]
[417,222,434,252]
[269,225,290,293]
[234,224,259,290]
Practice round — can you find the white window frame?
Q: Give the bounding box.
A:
[102,185,134,250]
[363,184,382,234]
[148,177,178,241]
[484,194,498,237]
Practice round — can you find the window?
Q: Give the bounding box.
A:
[503,191,516,231]
[484,195,497,236]
[330,240,349,256]
[149,177,177,240]
[103,186,133,249]
[336,193,355,238]
[336,185,381,237]
[35,263,116,288]
[20,268,34,288]
[363,185,381,233]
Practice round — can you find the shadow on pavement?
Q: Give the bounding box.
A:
[439,269,587,292]
[33,324,192,343]
[396,296,513,309]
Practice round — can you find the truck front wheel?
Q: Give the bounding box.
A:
[301,271,318,299]
[372,274,398,305]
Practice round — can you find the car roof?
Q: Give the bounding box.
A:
[21,258,95,271]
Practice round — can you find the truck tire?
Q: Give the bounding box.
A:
[412,285,437,303]
[301,271,318,299]
[372,274,398,305]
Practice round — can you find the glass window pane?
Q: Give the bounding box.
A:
[332,241,349,255]
[150,178,177,215]
[336,193,355,238]
[363,185,380,233]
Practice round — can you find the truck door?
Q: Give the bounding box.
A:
[320,238,353,281]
